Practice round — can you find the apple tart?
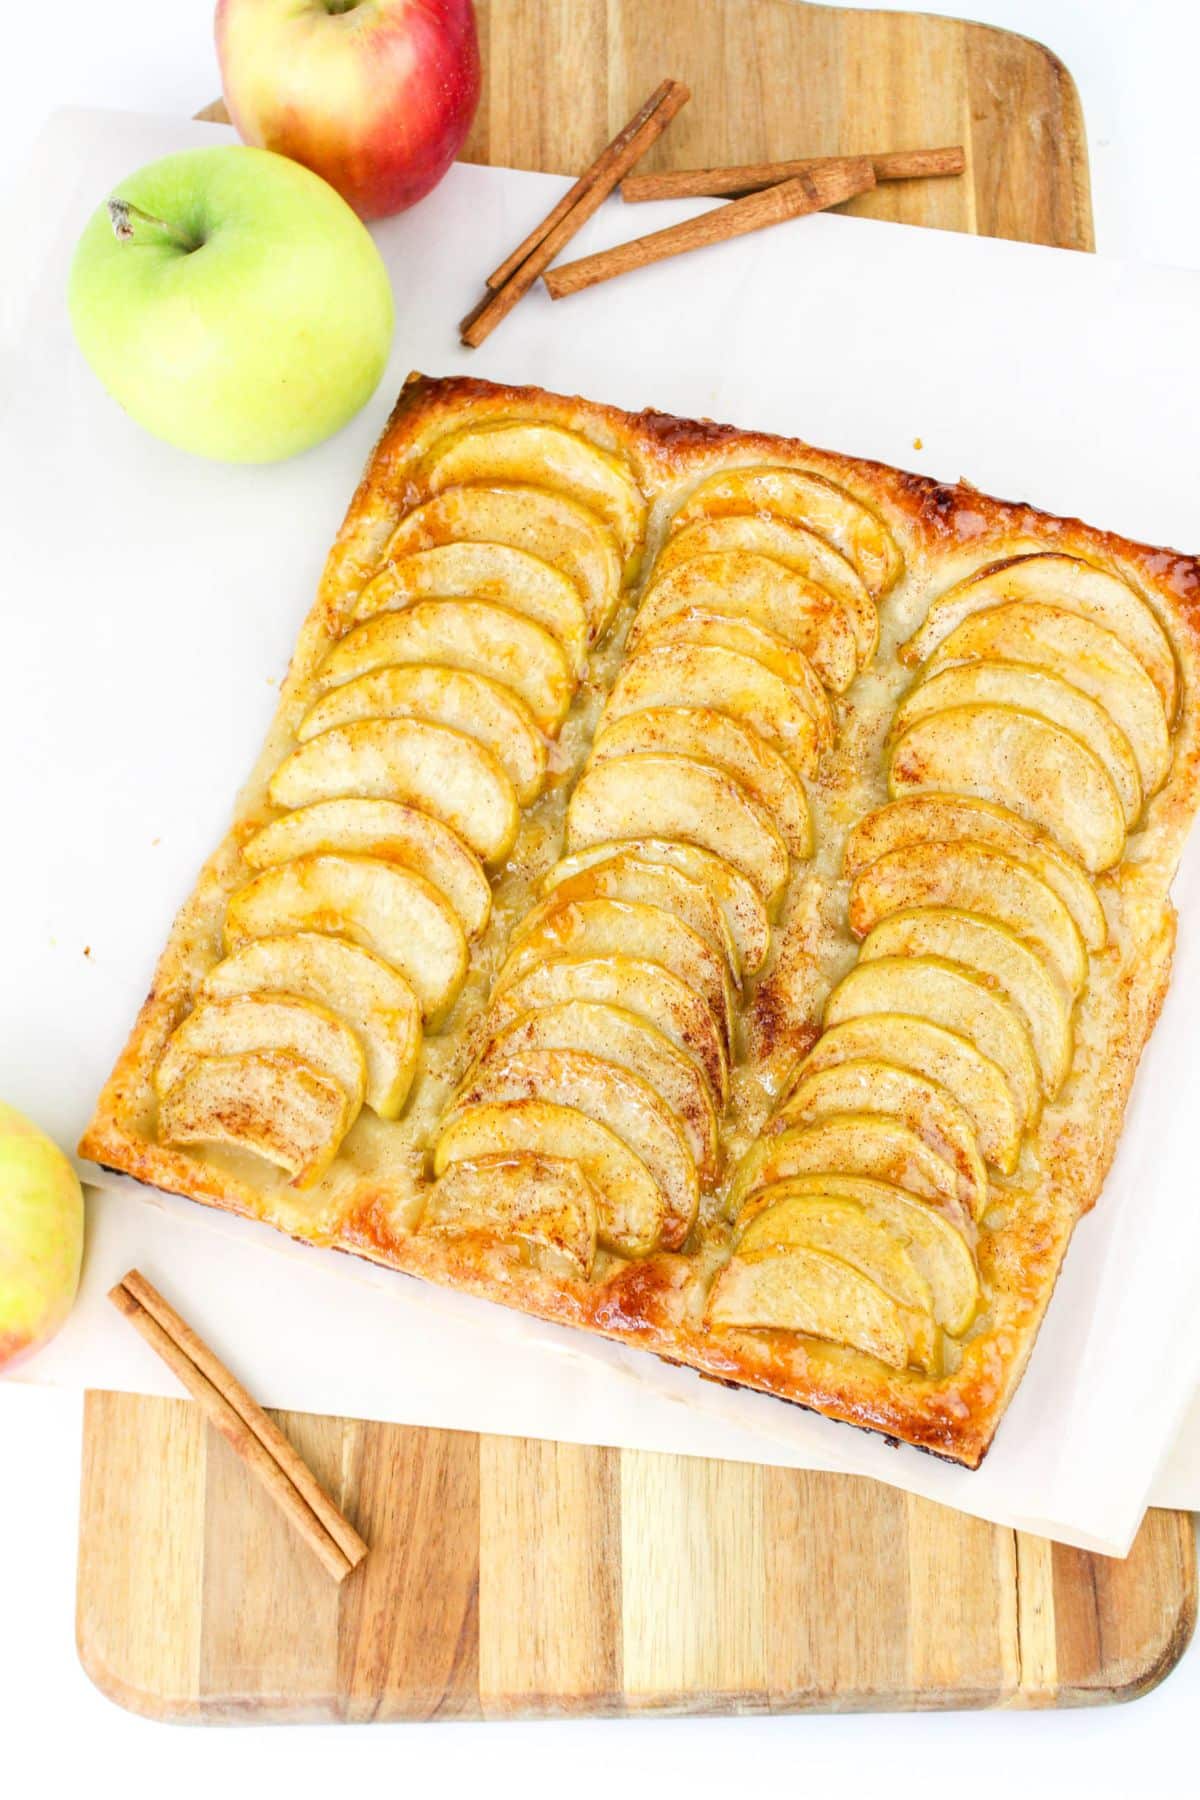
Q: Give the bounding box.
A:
[81,373,1200,1467]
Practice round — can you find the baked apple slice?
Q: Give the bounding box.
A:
[316,599,572,734]
[653,515,876,665]
[243,797,492,940]
[434,1099,664,1258]
[477,1001,719,1181]
[453,1048,698,1249]
[729,1113,962,1212]
[733,1193,933,1314]
[225,853,467,1025]
[735,1174,979,1335]
[269,718,519,864]
[901,553,1177,718]
[888,703,1126,873]
[630,611,833,744]
[824,955,1040,1127]
[894,661,1142,826]
[297,664,546,806]
[848,840,1088,996]
[385,485,622,637]
[706,1244,937,1372]
[544,837,770,977]
[420,1154,599,1281]
[794,1015,1020,1175]
[629,551,857,692]
[532,852,737,983]
[669,466,902,597]
[842,794,1106,952]
[157,1050,349,1188]
[488,956,728,1108]
[360,541,588,673]
[603,641,823,776]
[203,933,420,1119]
[860,909,1072,1095]
[504,893,733,1051]
[156,994,365,1118]
[923,600,1171,797]
[418,422,645,572]
[567,753,792,901]
[775,1059,987,1219]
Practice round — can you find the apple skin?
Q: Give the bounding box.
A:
[216,0,480,220]
[0,1103,84,1371]
[68,146,395,464]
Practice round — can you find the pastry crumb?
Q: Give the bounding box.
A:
[83,945,92,958]
[912,436,924,450]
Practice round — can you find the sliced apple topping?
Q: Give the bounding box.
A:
[225,853,467,1026]
[297,664,547,806]
[888,704,1126,873]
[156,994,366,1118]
[824,955,1041,1128]
[203,932,421,1119]
[360,540,589,673]
[859,910,1073,1096]
[567,753,793,901]
[706,1245,937,1372]
[729,1113,963,1212]
[544,838,770,978]
[653,515,877,665]
[418,421,646,572]
[734,1193,932,1314]
[628,612,834,745]
[628,551,857,692]
[477,1001,719,1181]
[504,894,733,1052]
[736,1175,979,1335]
[244,798,492,940]
[385,484,622,637]
[531,854,738,983]
[794,1015,1020,1174]
[453,1048,698,1249]
[420,1154,599,1281]
[586,713,810,906]
[157,1050,350,1188]
[775,1060,987,1219]
[894,661,1142,826]
[434,1099,665,1259]
[269,718,519,865]
[901,553,1178,719]
[670,466,902,597]
[315,599,572,734]
[602,641,823,777]
[488,956,729,1109]
[923,600,1171,798]
[842,794,1106,952]
[848,840,1087,996]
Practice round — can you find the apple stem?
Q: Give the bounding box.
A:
[107,198,199,253]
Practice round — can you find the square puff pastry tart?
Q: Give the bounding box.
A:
[82,372,1200,1468]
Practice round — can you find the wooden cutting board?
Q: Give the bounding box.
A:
[78,0,1196,1721]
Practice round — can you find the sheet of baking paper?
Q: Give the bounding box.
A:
[4,109,1200,1553]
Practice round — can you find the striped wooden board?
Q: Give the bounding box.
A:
[79,0,1195,1721]
[77,1394,1195,1718]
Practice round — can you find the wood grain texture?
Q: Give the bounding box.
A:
[78,0,1192,1725]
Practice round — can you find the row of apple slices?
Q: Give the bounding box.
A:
[152,419,650,1187]
[708,552,1178,1370]
[426,464,902,1272]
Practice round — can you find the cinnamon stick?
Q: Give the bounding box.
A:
[461,78,691,347]
[621,144,965,203]
[109,1269,368,1583]
[544,158,877,302]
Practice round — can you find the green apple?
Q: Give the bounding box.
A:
[0,1102,84,1370]
[68,145,395,463]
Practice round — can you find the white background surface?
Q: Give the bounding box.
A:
[2,1,1199,1791]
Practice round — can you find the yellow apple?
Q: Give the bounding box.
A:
[0,1103,84,1370]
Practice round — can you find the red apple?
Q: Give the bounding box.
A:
[215,0,481,221]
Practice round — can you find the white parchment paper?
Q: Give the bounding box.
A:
[4,109,1199,1552]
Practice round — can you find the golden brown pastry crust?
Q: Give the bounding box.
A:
[81,373,1200,1468]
